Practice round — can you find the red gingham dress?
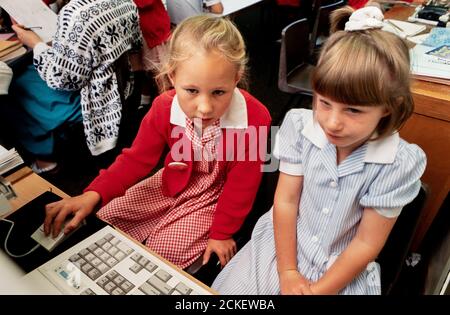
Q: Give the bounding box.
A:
[97,119,225,269]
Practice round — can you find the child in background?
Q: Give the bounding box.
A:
[10,0,142,171]
[133,0,171,109]
[43,15,271,270]
[167,0,223,25]
[212,6,426,294]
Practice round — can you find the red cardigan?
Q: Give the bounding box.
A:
[133,0,170,48]
[85,89,272,240]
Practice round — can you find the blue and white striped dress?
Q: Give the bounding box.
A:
[212,109,426,295]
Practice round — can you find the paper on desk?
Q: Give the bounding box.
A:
[410,44,450,80]
[0,0,57,43]
[407,33,430,45]
[382,19,427,39]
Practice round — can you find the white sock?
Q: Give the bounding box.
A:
[140,95,151,106]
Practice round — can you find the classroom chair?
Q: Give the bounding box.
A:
[309,0,345,62]
[377,183,429,295]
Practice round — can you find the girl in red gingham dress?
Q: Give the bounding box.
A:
[43,15,272,270]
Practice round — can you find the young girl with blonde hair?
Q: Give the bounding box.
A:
[43,15,271,270]
[212,6,426,294]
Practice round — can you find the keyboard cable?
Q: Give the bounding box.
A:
[1,218,40,258]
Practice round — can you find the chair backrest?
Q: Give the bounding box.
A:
[309,0,345,57]
[377,183,429,295]
[278,18,310,94]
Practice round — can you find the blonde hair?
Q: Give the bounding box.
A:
[155,15,248,92]
[312,6,414,139]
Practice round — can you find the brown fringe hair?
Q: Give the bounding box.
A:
[155,15,248,93]
[312,6,414,139]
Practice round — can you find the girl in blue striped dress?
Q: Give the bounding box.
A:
[212,6,427,295]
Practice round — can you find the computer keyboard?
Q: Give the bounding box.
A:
[37,226,213,295]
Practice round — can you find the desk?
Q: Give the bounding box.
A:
[5,167,68,212]
[385,6,450,251]
[221,0,266,16]
[1,167,215,295]
[0,167,68,293]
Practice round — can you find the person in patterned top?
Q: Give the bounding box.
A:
[11,0,143,172]
[42,15,272,270]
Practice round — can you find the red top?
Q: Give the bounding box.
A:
[85,89,272,240]
[133,0,170,48]
[276,0,301,6]
[348,0,413,9]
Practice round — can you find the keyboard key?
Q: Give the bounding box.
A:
[81,263,93,274]
[139,282,161,295]
[129,263,143,274]
[78,248,90,257]
[96,277,109,288]
[155,269,172,282]
[104,281,116,294]
[84,253,96,262]
[106,270,118,280]
[116,242,133,255]
[145,261,158,273]
[95,238,107,247]
[175,282,193,295]
[113,275,125,286]
[104,233,114,242]
[120,280,135,293]
[138,257,150,267]
[87,268,102,281]
[88,243,98,253]
[147,275,173,294]
[93,247,105,257]
[99,252,112,263]
[102,242,113,252]
[131,253,142,262]
[112,287,125,295]
[107,246,119,256]
[81,288,96,295]
[97,263,109,274]
[90,257,102,267]
[105,257,119,267]
[68,254,81,263]
[114,251,126,261]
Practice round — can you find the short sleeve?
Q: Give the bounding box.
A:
[360,142,427,218]
[273,109,310,176]
[204,0,222,7]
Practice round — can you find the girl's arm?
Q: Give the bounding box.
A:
[274,173,310,294]
[311,208,397,294]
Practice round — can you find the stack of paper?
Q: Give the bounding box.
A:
[0,145,24,176]
[383,19,427,40]
[0,40,26,62]
[410,44,450,85]
[0,40,21,57]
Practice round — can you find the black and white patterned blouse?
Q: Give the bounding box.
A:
[33,0,142,155]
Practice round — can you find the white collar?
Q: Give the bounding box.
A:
[301,114,399,164]
[170,88,248,129]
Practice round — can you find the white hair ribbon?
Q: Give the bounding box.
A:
[345,6,385,31]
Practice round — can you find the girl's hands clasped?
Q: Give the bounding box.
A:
[278,270,313,295]
[202,238,237,268]
[44,191,101,238]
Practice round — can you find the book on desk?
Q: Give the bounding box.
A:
[0,39,27,62]
[410,43,450,85]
